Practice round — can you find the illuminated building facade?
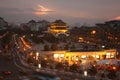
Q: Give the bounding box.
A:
[64,49,117,65]
[33,49,117,65]
[49,20,69,36]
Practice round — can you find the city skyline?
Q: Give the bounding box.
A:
[0,0,120,26]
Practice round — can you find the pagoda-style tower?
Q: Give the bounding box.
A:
[49,20,69,35]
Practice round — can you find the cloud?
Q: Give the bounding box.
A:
[0,7,25,15]
[34,5,54,15]
[0,7,22,12]
[0,6,37,15]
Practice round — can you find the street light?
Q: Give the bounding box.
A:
[35,52,41,67]
[84,70,87,76]
[38,64,41,69]
[23,35,25,38]
[91,30,96,35]
[36,52,39,60]
[84,70,87,80]
[101,45,105,48]
[36,64,41,72]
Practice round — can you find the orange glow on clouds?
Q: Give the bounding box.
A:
[35,11,47,15]
[35,5,52,15]
[113,16,120,20]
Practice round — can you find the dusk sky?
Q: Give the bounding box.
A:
[0,0,120,26]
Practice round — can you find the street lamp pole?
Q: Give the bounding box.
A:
[35,52,39,66]
[36,52,39,60]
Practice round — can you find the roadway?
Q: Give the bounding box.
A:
[8,34,106,80]
[0,50,35,80]
[0,53,21,80]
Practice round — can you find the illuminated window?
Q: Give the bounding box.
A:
[54,54,59,58]
[76,56,79,61]
[106,52,111,58]
[51,26,56,29]
[96,55,99,58]
[71,56,74,60]
[81,55,86,59]
[111,55,114,58]
[60,54,64,57]
[60,54,64,61]
[92,55,95,57]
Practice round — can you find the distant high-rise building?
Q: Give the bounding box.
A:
[105,20,120,27]
[21,20,50,31]
[96,20,120,48]
[0,17,8,30]
[27,20,37,31]
[36,20,50,31]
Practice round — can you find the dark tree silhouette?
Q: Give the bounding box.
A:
[41,60,48,68]
[107,70,116,79]
[50,43,58,51]
[55,62,64,70]
[88,66,97,76]
[70,64,79,72]
[64,44,69,50]
[44,44,49,51]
